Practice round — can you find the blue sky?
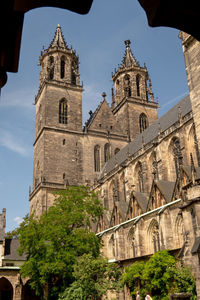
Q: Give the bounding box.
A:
[0,0,189,232]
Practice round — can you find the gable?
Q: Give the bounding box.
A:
[148,180,175,211]
[87,100,122,134]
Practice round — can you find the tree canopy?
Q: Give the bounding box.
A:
[58,253,122,300]
[122,250,197,300]
[11,186,104,299]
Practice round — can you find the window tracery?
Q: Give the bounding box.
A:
[60,56,66,79]
[139,113,148,133]
[104,143,111,163]
[136,74,140,96]
[59,99,68,124]
[48,56,54,80]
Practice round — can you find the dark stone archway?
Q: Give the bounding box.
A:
[0,277,13,300]
[22,281,41,300]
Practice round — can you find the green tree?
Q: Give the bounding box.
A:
[122,250,197,300]
[10,186,104,300]
[58,253,122,300]
[121,261,145,299]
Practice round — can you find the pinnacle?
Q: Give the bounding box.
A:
[122,40,137,68]
[48,24,68,50]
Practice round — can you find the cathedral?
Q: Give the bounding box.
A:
[1,26,200,300]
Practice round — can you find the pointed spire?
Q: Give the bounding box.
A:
[122,40,137,68]
[48,24,68,50]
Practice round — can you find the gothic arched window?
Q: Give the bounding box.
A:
[94,145,100,172]
[60,56,65,79]
[124,74,131,97]
[59,99,68,124]
[49,56,54,80]
[104,143,111,163]
[139,113,148,133]
[148,219,160,253]
[136,74,140,97]
[71,63,76,85]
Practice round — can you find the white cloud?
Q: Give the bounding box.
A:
[14,216,23,225]
[0,129,30,156]
[0,88,35,110]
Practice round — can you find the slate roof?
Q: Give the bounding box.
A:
[182,165,200,181]
[99,95,191,180]
[133,192,149,213]
[117,201,129,220]
[191,237,200,254]
[4,239,26,261]
[155,180,176,203]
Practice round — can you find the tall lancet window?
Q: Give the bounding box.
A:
[59,99,68,124]
[60,57,65,79]
[136,74,140,97]
[104,143,111,163]
[124,74,131,97]
[71,63,77,85]
[48,56,54,80]
[139,113,148,133]
[94,145,100,172]
[172,138,182,175]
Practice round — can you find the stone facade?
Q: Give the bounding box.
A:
[1,25,200,300]
[29,26,200,299]
[29,26,158,216]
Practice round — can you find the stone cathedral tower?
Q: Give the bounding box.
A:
[29,25,84,214]
[29,26,159,216]
[111,40,158,141]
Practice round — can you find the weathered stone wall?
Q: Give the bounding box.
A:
[180,33,200,162]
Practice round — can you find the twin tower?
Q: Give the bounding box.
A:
[29,25,158,215]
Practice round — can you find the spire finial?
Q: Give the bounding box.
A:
[48,24,68,50]
[122,40,137,67]
[102,92,106,100]
[124,40,131,47]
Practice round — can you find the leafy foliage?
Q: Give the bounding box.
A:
[122,250,197,300]
[58,253,122,300]
[10,186,104,299]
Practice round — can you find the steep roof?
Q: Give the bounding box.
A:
[48,24,68,50]
[84,98,123,134]
[133,192,149,213]
[155,180,176,203]
[182,165,200,181]
[4,238,26,261]
[99,94,191,179]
